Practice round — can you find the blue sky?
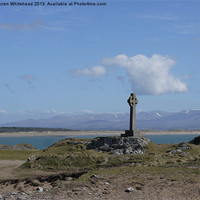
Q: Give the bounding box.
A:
[0,0,200,120]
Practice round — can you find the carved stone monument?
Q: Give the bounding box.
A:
[121,93,138,137]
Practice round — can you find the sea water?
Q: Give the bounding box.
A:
[0,134,199,149]
[0,135,97,149]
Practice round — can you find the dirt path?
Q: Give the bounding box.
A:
[0,160,25,179]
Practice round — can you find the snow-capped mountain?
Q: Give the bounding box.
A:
[1,109,200,130]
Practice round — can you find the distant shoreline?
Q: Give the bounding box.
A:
[0,130,200,137]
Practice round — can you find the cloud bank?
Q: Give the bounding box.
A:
[102,54,188,95]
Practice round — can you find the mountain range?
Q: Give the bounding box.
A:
[1,109,200,130]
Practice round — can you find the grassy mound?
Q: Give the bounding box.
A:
[20,138,200,175]
[21,138,108,172]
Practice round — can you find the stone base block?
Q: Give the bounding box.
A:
[121,130,140,137]
[121,130,134,137]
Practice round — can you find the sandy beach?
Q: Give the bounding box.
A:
[0,130,199,137]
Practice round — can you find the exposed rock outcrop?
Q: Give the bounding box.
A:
[86,135,151,155]
[167,142,191,154]
[189,135,200,145]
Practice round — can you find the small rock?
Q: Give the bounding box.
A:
[102,191,110,194]
[176,149,182,153]
[27,155,36,162]
[26,191,32,195]
[125,147,133,154]
[16,195,26,200]
[178,143,191,150]
[168,149,177,154]
[105,182,109,185]
[125,187,134,192]
[65,177,73,181]
[36,187,43,192]
[131,162,135,166]
[11,192,18,195]
[90,174,99,179]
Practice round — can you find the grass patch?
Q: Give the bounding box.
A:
[77,165,200,183]
[0,149,38,160]
[26,150,107,171]
[146,142,173,154]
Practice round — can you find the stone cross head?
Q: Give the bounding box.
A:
[127,93,138,107]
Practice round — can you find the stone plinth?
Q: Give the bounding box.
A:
[121,130,141,137]
[121,130,134,137]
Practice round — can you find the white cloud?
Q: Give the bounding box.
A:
[72,66,106,77]
[102,54,188,95]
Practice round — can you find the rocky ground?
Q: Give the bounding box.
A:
[0,135,199,200]
[0,167,199,200]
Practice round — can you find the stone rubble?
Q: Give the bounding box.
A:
[86,135,151,155]
[168,142,191,154]
[1,189,44,200]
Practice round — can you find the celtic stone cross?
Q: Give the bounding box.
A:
[121,93,138,137]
